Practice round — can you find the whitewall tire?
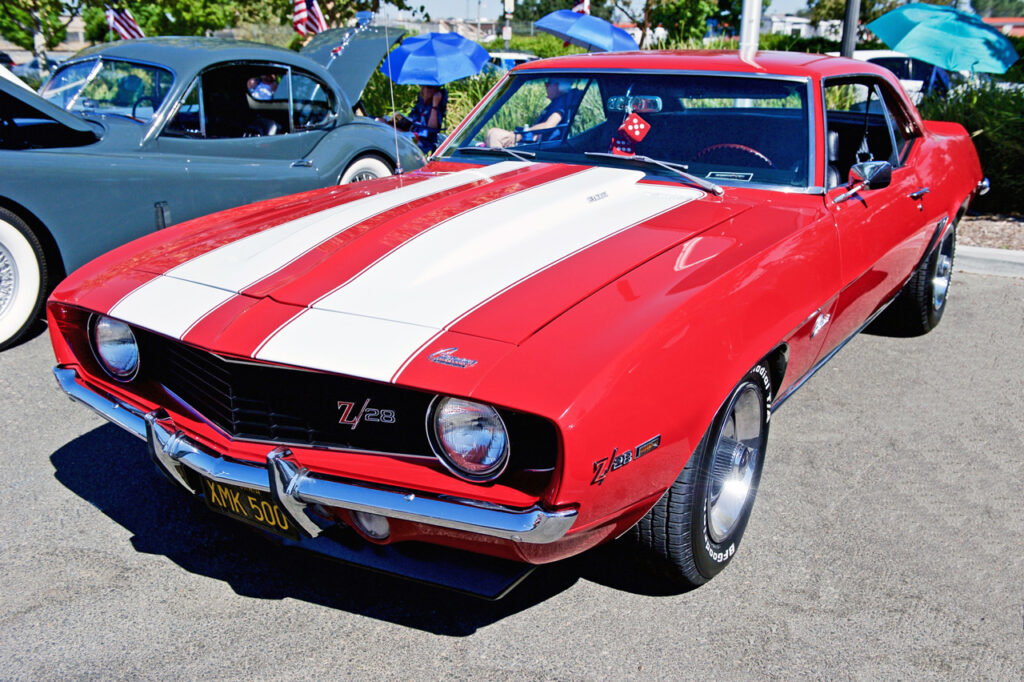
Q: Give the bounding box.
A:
[0,208,46,350]
[339,156,392,184]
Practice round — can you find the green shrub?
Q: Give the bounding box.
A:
[358,69,502,132]
[480,34,585,59]
[918,84,1024,214]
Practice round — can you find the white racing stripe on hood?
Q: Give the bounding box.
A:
[108,276,237,341]
[255,167,702,382]
[169,160,531,293]
[108,161,530,339]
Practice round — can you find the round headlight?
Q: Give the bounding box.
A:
[91,315,139,380]
[430,397,509,481]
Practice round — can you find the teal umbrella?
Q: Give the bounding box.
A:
[867,3,1019,74]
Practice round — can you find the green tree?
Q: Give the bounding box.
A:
[83,1,429,48]
[713,0,769,35]
[972,0,1024,16]
[807,0,901,24]
[615,0,718,45]
[649,0,717,42]
[0,0,77,72]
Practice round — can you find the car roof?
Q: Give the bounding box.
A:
[515,50,899,80]
[69,37,320,76]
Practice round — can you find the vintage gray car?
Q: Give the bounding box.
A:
[0,30,425,350]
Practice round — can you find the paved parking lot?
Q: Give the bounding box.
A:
[1,271,1021,679]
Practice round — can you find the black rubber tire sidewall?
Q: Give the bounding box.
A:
[689,365,771,580]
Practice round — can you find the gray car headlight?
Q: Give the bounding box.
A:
[430,397,509,481]
[91,315,139,380]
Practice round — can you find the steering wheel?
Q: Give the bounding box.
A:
[694,143,774,168]
[131,96,156,120]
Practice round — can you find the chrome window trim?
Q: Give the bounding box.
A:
[820,73,922,175]
[438,67,817,192]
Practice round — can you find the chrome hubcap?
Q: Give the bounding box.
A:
[706,384,763,544]
[0,241,17,319]
[349,170,380,183]
[932,231,955,311]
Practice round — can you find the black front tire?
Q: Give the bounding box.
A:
[869,222,956,337]
[629,363,771,587]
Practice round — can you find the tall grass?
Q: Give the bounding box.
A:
[918,84,1024,214]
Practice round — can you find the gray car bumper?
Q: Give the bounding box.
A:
[53,366,577,545]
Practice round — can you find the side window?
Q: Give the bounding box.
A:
[824,78,900,179]
[569,79,606,138]
[164,79,202,138]
[292,72,334,130]
[876,83,919,163]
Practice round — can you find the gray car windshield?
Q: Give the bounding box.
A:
[440,72,811,189]
[40,58,174,122]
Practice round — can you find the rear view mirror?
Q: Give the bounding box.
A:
[606,95,663,113]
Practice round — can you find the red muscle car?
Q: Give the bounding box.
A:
[48,51,986,599]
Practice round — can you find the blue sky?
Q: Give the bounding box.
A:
[404,0,808,21]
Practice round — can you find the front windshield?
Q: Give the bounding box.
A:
[40,58,174,122]
[440,72,811,189]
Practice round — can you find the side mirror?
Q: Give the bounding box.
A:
[849,160,892,190]
[835,160,893,203]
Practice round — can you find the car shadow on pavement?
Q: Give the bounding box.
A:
[52,424,694,633]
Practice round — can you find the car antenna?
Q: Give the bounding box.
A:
[382,11,403,176]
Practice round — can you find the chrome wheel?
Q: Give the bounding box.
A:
[706,383,764,544]
[932,230,955,311]
[349,169,381,182]
[0,239,17,320]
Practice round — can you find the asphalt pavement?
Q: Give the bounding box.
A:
[1,270,1021,679]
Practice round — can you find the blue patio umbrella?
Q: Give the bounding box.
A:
[867,3,1019,74]
[534,10,639,53]
[379,32,489,85]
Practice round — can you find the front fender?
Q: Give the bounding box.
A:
[309,120,427,182]
[472,192,841,532]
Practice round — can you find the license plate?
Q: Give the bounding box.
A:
[199,477,300,539]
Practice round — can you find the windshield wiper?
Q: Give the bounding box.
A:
[456,146,536,162]
[584,152,724,196]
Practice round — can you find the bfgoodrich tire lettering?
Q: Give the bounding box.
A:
[0,207,46,351]
[630,363,771,586]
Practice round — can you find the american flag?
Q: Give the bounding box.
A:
[293,0,329,36]
[572,0,591,14]
[105,6,145,40]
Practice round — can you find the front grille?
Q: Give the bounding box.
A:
[138,330,436,455]
[135,329,558,471]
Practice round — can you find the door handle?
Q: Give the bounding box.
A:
[909,187,930,200]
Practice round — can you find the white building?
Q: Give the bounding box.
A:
[761,14,814,38]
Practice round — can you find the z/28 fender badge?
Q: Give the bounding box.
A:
[428,347,478,368]
[591,435,661,485]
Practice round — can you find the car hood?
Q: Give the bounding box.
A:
[82,161,750,384]
[300,26,404,106]
[0,75,98,137]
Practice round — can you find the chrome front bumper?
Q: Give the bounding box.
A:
[54,367,576,544]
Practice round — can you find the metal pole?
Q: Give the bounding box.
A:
[738,0,763,62]
[840,0,861,58]
[477,0,481,40]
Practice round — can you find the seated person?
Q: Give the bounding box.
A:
[247,74,280,101]
[485,78,577,148]
[379,84,447,154]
